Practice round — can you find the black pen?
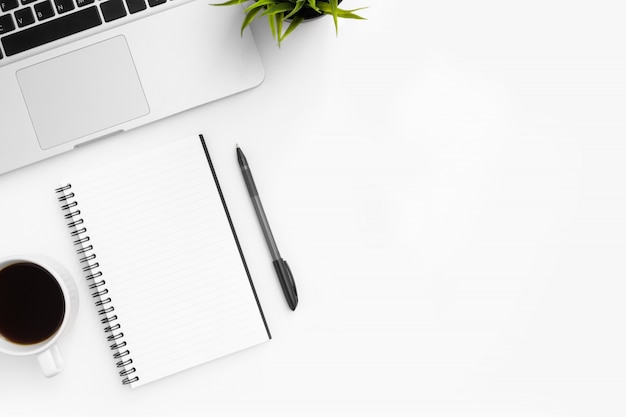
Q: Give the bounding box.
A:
[237,146,298,311]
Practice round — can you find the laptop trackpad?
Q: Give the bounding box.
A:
[17,36,149,150]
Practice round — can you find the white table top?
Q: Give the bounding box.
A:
[2,1,626,415]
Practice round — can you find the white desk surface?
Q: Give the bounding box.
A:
[2,1,626,415]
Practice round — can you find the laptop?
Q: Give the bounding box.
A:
[0,0,264,175]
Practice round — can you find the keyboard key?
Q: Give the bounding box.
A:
[33,0,54,20]
[147,0,164,6]
[14,7,35,27]
[54,0,74,13]
[0,0,18,12]
[1,6,102,56]
[21,0,38,5]
[125,0,144,14]
[0,13,15,33]
[76,0,93,6]
[100,0,125,22]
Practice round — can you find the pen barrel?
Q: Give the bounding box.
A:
[252,195,281,261]
[242,166,259,199]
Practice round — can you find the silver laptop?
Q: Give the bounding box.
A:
[0,0,264,175]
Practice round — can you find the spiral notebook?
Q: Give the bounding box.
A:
[55,134,271,388]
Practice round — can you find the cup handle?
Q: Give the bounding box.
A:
[37,344,65,378]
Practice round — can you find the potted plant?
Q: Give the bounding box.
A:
[213,0,366,46]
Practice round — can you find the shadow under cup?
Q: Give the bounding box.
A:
[0,262,66,346]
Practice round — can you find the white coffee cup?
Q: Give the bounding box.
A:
[0,255,78,377]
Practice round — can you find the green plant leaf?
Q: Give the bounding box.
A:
[279,15,303,43]
[276,12,283,44]
[240,6,262,36]
[244,0,276,13]
[262,3,294,16]
[307,0,320,13]
[268,12,277,40]
[317,4,367,20]
[284,0,305,20]
[211,0,245,6]
[329,0,338,35]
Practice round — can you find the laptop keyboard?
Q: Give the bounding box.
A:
[0,0,168,60]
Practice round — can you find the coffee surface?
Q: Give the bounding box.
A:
[0,262,65,345]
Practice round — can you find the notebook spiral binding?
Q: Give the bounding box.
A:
[55,183,139,386]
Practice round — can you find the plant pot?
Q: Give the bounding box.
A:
[296,0,343,20]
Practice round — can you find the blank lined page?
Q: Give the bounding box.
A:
[63,135,270,388]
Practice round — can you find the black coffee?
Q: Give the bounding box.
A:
[0,262,65,345]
